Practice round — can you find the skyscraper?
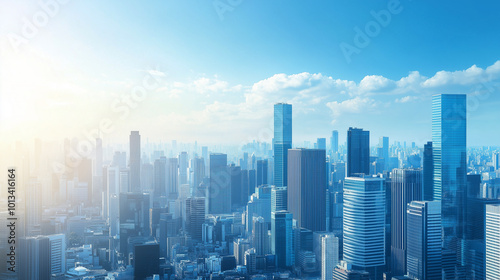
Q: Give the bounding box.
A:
[331,130,339,154]
[130,131,141,193]
[209,153,231,214]
[179,151,189,186]
[256,159,268,187]
[343,176,385,279]
[274,103,292,187]
[166,157,179,199]
[252,216,268,255]
[186,197,206,241]
[288,149,326,232]
[153,157,167,198]
[317,138,326,150]
[432,94,467,256]
[346,128,369,177]
[406,201,442,280]
[379,136,389,170]
[493,152,500,171]
[423,141,434,201]
[485,204,500,280]
[271,210,294,268]
[18,236,50,280]
[271,186,287,213]
[390,168,423,276]
[48,234,66,277]
[321,234,340,280]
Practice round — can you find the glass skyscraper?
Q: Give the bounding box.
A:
[346,128,370,177]
[208,153,231,214]
[287,148,327,232]
[432,94,467,257]
[271,210,294,268]
[485,204,500,280]
[343,176,385,279]
[274,103,292,187]
[390,168,423,276]
[129,131,141,193]
[406,201,442,280]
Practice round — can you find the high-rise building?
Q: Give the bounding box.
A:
[18,236,50,280]
[186,197,205,241]
[288,149,326,232]
[271,210,294,268]
[274,103,292,187]
[390,168,423,276]
[208,153,231,214]
[432,94,467,256]
[166,157,179,199]
[140,163,154,192]
[256,159,268,187]
[485,204,500,280]
[346,128,369,177]
[130,131,141,193]
[317,138,327,150]
[252,216,268,255]
[333,261,370,280]
[406,201,442,280]
[331,130,339,154]
[179,152,189,186]
[230,165,243,209]
[343,176,385,280]
[379,136,389,170]
[134,243,160,279]
[153,157,167,198]
[423,141,434,201]
[119,193,150,258]
[48,234,66,276]
[321,234,339,280]
[191,157,205,193]
[271,186,287,213]
[493,152,500,171]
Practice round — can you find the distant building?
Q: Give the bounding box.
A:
[129,131,141,193]
[274,103,292,187]
[271,211,294,268]
[346,128,369,177]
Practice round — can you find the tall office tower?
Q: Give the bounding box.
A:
[106,166,120,219]
[493,152,500,171]
[423,141,434,201]
[246,186,272,233]
[346,127,370,177]
[288,149,326,232]
[25,178,42,236]
[242,152,249,170]
[112,151,127,169]
[140,163,154,192]
[390,168,423,276]
[331,130,339,154]
[18,236,50,280]
[192,157,205,193]
[166,157,179,199]
[321,234,340,280]
[241,170,250,204]
[343,176,385,280]
[48,234,66,277]
[179,151,189,185]
[95,138,103,176]
[130,131,141,193]
[186,197,205,241]
[486,204,500,280]
[432,94,467,257]
[256,159,268,187]
[78,158,93,203]
[317,138,327,150]
[252,216,268,255]
[209,153,231,214]
[271,186,287,213]
[119,168,130,193]
[154,157,167,198]
[271,210,294,268]
[406,201,442,280]
[230,165,242,209]
[274,103,292,187]
[119,193,150,259]
[379,136,389,170]
[202,145,209,172]
[134,243,160,279]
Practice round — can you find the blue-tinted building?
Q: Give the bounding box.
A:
[130,131,141,193]
[209,153,231,214]
[343,176,385,279]
[271,210,294,268]
[347,128,370,177]
[423,141,433,201]
[485,204,500,280]
[287,149,327,232]
[331,130,339,154]
[432,94,467,258]
[274,103,292,187]
[390,168,423,276]
[406,201,442,280]
[256,159,268,187]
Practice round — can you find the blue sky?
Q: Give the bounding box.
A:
[1,0,499,146]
